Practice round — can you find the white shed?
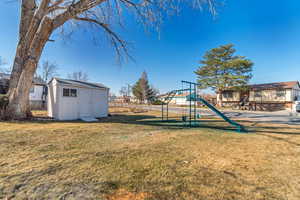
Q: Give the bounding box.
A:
[48,78,109,120]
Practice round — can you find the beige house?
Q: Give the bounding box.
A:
[113,96,138,104]
[218,81,300,111]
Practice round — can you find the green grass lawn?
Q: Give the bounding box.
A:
[0,109,300,200]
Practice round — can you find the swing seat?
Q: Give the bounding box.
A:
[182,116,187,122]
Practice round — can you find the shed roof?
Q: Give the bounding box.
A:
[51,77,109,89]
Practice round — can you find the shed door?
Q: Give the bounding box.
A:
[79,89,93,117]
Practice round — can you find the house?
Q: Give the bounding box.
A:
[218,81,300,111]
[0,73,10,94]
[171,92,194,105]
[0,73,47,109]
[160,92,196,106]
[48,78,109,120]
[29,78,47,109]
[200,93,217,106]
[159,92,216,106]
[114,96,133,103]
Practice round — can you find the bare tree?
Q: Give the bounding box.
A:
[37,60,58,82]
[119,84,131,96]
[109,92,117,102]
[68,71,89,81]
[0,57,6,66]
[7,0,217,119]
[119,86,127,96]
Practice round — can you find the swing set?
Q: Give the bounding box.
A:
[161,81,246,133]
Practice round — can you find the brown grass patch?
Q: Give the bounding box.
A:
[109,106,148,113]
[0,110,300,199]
[106,189,149,200]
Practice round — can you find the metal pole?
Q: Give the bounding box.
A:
[162,103,164,120]
[167,104,169,120]
[189,82,192,127]
[194,83,197,122]
[180,80,201,127]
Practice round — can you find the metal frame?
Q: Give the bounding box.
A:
[160,80,246,132]
[161,81,200,127]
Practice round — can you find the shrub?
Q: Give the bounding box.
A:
[151,99,165,105]
[0,94,9,120]
[0,94,8,109]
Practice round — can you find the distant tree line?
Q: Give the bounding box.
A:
[1,56,90,84]
[68,71,89,82]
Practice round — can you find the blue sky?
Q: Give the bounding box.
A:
[0,1,300,94]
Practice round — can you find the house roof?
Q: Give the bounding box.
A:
[0,73,10,79]
[249,81,299,91]
[33,77,46,85]
[222,81,300,91]
[52,77,109,90]
[159,92,194,98]
[173,92,189,97]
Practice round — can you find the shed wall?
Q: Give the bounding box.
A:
[48,81,109,120]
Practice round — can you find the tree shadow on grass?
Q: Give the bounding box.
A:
[101,114,245,133]
[2,157,278,200]
[4,113,300,136]
[104,115,300,136]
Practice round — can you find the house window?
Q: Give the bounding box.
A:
[223,91,233,98]
[254,91,262,98]
[63,88,77,97]
[30,86,34,93]
[276,89,285,97]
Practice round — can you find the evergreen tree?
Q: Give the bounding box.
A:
[132,71,157,103]
[195,44,253,92]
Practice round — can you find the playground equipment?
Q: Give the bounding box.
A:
[161,81,246,133]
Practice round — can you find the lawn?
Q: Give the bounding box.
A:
[0,109,300,199]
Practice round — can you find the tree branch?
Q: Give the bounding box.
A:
[52,0,107,29]
[74,16,131,62]
[19,0,36,40]
[48,0,66,13]
[50,0,65,7]
[22,0,52,54]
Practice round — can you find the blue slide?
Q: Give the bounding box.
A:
[189,95,246,132]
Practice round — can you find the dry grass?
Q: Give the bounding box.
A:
[110,106,149,113]
[0,109,300,199]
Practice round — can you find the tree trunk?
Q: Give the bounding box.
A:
[8,63,36,119]
[7,18,53,119]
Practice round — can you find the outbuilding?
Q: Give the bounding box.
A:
[48,77,109,120]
